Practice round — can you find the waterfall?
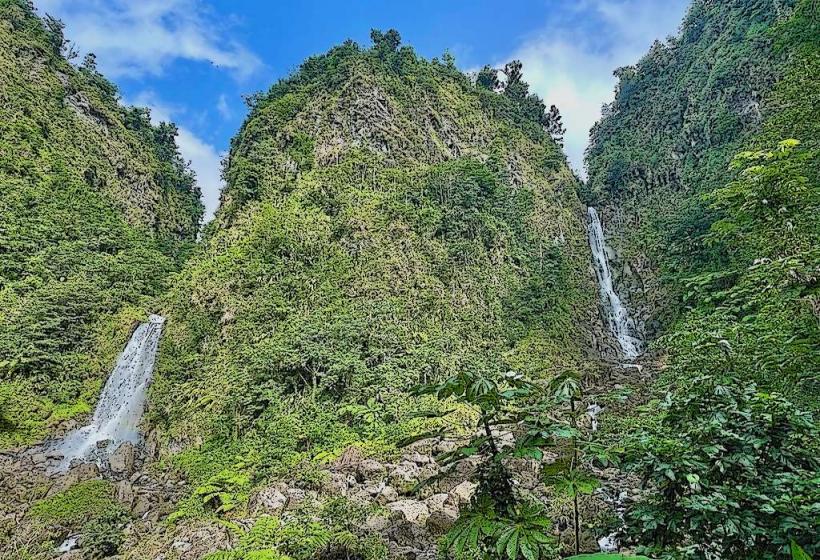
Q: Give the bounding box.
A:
[53,314,165,472]
[586,207,642,359]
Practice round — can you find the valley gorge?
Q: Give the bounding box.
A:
[1,1,817,559]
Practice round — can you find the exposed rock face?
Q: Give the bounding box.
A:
[49,463,100,496]
[450,480,477,505]
[108,442,137,475]
[388,499,431,525]
[249,485,288,515]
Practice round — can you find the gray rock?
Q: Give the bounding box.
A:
[364,481,385,497]
[358,458,386,479]
[387,500,430,525]
[109,442,137,475]
[50,463,100,495]
[115,480,134,507]
[433,440,457,455]
[426,507,459,533]
[364,514,390,531]
[322,471,349,496]
[450,481,477,504]
[405,452,432,465]
[424,493,455,513]
[132,494,152,517]
[249,485,287,515]
[31,453,46,465]
[388,461,420,493]
[376,484,398,505]
[172,539,192,553]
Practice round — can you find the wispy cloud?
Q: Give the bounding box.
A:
[35,0,261,79]
[500,0,688,176]
[130,91,224,222]
[216,94,232,120]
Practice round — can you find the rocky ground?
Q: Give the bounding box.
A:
[1,357,656,560]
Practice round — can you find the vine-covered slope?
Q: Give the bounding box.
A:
[0,0,203,447]
[586,2,819,556]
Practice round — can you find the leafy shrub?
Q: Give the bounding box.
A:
[207,502,387,560]
[80,510,127,559]
[625,375,819,559]
[195,468,252,514]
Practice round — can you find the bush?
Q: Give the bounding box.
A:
[625,375,819,559]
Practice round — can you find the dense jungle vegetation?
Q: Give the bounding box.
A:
[150,25,596,526]
[0,0,203,448]
[1,0,817,558]
[586,0,819,557]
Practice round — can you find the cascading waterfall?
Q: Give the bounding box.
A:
[52,314,165,472]
[586,207,642,360]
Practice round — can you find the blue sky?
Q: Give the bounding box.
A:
[36,0,689,219]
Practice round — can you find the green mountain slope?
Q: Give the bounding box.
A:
[149,31,597,512]
[0,0,203,447]
[586,1,819,557]
[586,0,818,401]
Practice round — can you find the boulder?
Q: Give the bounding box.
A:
[358,459,386,479]
[426,507,459,533]
[424,493,456,513]
[322,471,349,496]
[376,484,398,505]
[364,481,384,497]
[387,500,430,525]
[388,461,420,493]
[450,481,477,505]
[249,485,287,515]
[433,440,457,455]
[31,453,46,465]
[109,442,137,475]
[405,452,432,465]
[132,493,152,517]
[115,480,134,507]
[50,463,100,495]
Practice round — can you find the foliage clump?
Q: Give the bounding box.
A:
[626,376,819,559]
[29,480,129,558]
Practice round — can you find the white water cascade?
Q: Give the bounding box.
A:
[53,314,165,472]
[586,207,642,360]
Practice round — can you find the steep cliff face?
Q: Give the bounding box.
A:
[0,0,203,447]
[585,0,818,396]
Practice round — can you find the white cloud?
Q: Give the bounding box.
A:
[34,0,261,79]
[500,0,688,176]
[130,92,224,222]
[216,94,232,120]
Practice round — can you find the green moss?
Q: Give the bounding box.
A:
[29,480,122,528]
